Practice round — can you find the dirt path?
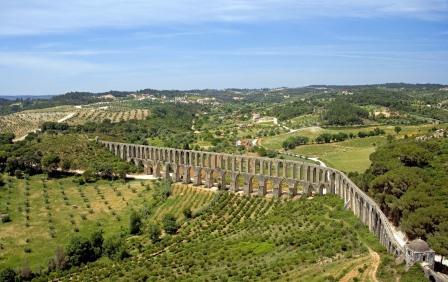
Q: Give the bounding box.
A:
[339,248,380,282]
[339,259,366,282]
[367,248,380,282]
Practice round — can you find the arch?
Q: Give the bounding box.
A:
[312,167,318,183]
[193,166,203,186]
[217,170,228,190]
[210,169,221,188]
[264,177,274,196]
[230,172,241,192]
[303,183,313,197]
[287,179,298,197]
[239,173,254,195]
[257,175,266,196]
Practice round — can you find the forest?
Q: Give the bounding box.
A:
[351,137,448,259]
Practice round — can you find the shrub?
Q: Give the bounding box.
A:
[0,267,17,282]
[65,235,96,267]
[129,210,142,235]
[103,234,128,260]
[183,208,193,219]
[163,214,179,235]
[149,224,161,243]
[0,213,11,223]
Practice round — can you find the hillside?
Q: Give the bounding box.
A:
[35,190,416,281]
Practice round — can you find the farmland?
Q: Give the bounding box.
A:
[0,177,212,270]
[49,192,409,281]
[0,111,70,140]
[260,124,442,172]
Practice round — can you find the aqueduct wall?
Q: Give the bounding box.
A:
[99,140,404,257]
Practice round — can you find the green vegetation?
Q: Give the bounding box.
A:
[351,137,448,257]
[38,193,405,281]
[0,133,135,179]
[322,99,369,125]
[0,175,152,269]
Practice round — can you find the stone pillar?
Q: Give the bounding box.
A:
[292,164,297,179]
[257,175,266,196]
[287,179,297,197]
[163,163,170,179]
[260,160,264,175]
[206,154,211,168]
[189,152,193,166]
[272,177,282,197]
[330,173,335,194]
[268,162,272,176]
[238,158,243,172]
[193,167,202,186]
[230,172,239,192]
[205,168,213,188]
[218,171,226,190]
[172,165,180,182]
[210,155,215,169]
[252,159,256,174]
[231,157,236,172]
[182,165,191,184]
[154,162,161,178]
[275,162,280,177]
[283,162,287,178]
[318,184,324,195]
[243,174,252,195]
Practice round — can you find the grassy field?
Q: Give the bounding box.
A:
[293,136,384,173]
[261,124,444,173]
[0,177,212,271]
[0,176,154,270]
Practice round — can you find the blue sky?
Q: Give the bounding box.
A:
[0,1,447,95]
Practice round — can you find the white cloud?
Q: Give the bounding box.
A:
[0,0,446,36]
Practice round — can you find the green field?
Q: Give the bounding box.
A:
[261,124,443,172]
[294,136,384,173]
[0,176,152,269]
[0,176,213,270]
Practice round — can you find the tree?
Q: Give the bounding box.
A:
[162,214,179,235]
[41,153,60,175]
[183,208,193,219]
[0,267,16,282]
[90,229,104,259]
[65,235,96,267]
[129,210,142,235]
[103,234,128,260]
[82,169,97,183]
[149,224,161,243]
[0,133,14,145]
[394,126,402,135]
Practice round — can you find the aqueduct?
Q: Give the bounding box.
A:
[100,140,405,258]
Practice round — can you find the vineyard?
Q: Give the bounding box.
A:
[50,191,404,281]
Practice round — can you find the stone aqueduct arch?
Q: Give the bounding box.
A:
[101,140,404,257]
